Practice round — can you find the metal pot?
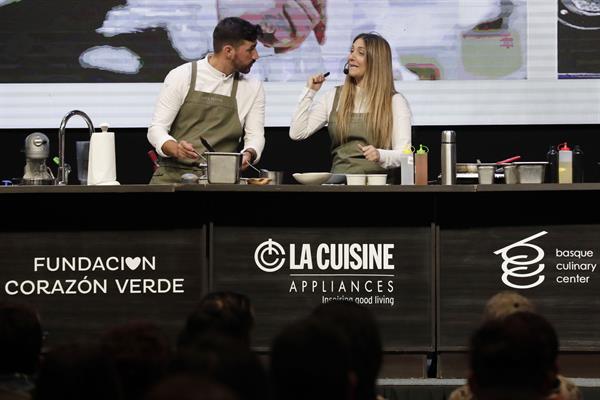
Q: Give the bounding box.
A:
[259,170,285,185]
[205,152,241,184]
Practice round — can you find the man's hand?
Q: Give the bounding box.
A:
[241,148,257,170]
[162,139,199,160]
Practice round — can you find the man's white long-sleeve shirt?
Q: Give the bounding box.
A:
[148,57,265,161]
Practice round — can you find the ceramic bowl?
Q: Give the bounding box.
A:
[292,172,332,185]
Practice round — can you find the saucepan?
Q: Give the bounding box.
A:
[204,152,242,184]
[196,138,244,184]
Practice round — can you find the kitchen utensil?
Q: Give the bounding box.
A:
[504,165,519,184]
[456,163,497,173]
[200,137,216,152]
[147,150,160,171]
[181,173,200,184]
[260,170,285,185]
[441,130,456,185]
[199,138,260,176]
[496,155,521,164]
[515,162,548,184]
[245,160,262,175]
[477,165,495,184]
[76,141,90,185]
[205,152,242,184]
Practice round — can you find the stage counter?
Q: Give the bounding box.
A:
[1,183,599,377]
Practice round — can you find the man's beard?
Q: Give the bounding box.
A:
[234,59,254,74]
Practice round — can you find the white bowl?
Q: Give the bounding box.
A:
[293,172,332,185]
[367,174,387,185]
[346,174,367,185]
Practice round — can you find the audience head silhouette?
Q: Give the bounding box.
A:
[270,316,355,400]
[312,300,382,400]
[178,291,254,348]
[468,312,559,400]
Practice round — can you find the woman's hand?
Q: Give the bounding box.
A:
[307,73,327,91]
[358,144,380,162]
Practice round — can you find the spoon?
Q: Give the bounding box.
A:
[245,159,262,174]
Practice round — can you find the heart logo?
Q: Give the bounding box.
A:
[125,257,141,270]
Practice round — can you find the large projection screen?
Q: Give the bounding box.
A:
[1,0,599,129]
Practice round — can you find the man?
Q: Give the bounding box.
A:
[148,17,265,184]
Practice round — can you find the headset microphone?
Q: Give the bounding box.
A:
[343,62,349,75]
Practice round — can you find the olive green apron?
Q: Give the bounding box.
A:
[328,86,388,174]
[150,61,243,184]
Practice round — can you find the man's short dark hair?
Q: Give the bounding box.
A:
[213,17,262,52]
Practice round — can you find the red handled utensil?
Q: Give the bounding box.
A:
[147,150,160,171]
[496,155,521,164]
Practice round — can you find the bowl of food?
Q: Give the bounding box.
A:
[293,172,332,185]
[247,177,272,185]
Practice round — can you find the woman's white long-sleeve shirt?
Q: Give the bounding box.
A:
[289,86,412,169]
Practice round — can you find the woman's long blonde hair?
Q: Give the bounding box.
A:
[335,33,396,149]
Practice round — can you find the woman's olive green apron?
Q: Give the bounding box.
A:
[328,86,387,175]
[150,61,243,184]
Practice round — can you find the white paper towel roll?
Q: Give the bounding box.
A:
[87,128,120,185]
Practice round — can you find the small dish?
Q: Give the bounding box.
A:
[367,174,387,185]
[346,174,367,185]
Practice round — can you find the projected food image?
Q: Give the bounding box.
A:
[0,0,527,83]
[558,0,600,78]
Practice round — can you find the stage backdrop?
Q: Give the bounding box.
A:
[2,0,599,128]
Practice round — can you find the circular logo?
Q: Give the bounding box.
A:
[494,231,547,289]
[254,239,286,273]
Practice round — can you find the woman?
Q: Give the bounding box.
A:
[289,32,412,175]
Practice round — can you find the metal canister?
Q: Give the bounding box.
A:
[441,130,456,185]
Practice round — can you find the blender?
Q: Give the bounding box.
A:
[22,132,54,185]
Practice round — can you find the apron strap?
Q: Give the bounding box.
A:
[231,72,240,98]
[184,61,198,101]
[331,86,342,117]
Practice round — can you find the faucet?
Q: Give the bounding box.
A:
[57,110,94,185]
